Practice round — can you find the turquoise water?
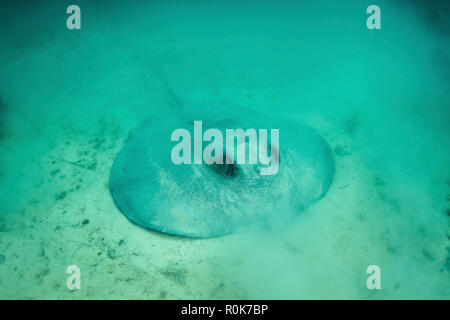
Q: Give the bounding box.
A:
[0,0,449,299]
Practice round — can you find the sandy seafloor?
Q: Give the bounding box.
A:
[0,0,449,299]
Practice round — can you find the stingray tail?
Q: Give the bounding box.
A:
[149,62,183,111]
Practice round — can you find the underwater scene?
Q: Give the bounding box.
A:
[0,0,449,299]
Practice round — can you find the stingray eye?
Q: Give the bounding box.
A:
[224,162,239,177]
[208,154,240,178]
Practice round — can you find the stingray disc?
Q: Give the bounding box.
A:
[109,104,335,238]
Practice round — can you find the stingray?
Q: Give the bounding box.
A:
[109,85,335,238]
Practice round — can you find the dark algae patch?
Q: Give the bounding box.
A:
[55,191,67,201]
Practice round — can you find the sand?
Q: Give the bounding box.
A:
[0,0,448,299]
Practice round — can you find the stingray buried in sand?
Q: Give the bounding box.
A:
[109,91,335,238]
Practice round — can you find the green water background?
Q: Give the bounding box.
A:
[0,0,448,299]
